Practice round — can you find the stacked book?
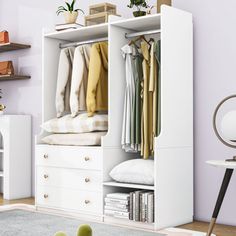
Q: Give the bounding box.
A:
[55,23,83,31]
[130,191,154,223]
[104,193,130,219]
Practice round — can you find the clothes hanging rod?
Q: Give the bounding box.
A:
[59,37,108,49]
[125,29,161,39]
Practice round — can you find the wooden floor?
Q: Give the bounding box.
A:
[0,194,35,205]
[0,195,235,235]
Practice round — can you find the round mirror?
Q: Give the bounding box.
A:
[213,95,236,148]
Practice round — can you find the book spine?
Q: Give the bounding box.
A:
[105,206,129,212]
[129,192,134,220]
[134,191,141,221]
[105,198,129,205]
[106,203,128,209]
[147,193,154,223]
[105,210,129,217]
[106,193,130,200]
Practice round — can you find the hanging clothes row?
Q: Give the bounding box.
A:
[55,41,108,118]
[121,37,161,159]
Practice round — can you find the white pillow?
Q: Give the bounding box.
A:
[109,159,154,185]
[41,113,108,134]
[42,132,106,146]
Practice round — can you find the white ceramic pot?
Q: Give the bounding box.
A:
[64,11,78,24]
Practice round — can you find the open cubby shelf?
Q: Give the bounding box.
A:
[103,181,155,190]
[0,43,31,53]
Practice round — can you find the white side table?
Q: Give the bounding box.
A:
[0,115,31,200]
[206,160,236,236]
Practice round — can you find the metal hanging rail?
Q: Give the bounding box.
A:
[59,37,108,49]
[125,29,161,39]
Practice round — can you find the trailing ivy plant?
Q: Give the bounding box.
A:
[56,0,84,15]
[127,0,149,12]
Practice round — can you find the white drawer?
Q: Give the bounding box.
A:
[36,186,102,215]
[36,145,102,170]
[37,167,102,192]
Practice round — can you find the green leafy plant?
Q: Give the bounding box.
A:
[56,0,84,15]
[127,0,149,12]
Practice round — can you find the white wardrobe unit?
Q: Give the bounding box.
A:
[0,115,31,200]
[35,6,193,231]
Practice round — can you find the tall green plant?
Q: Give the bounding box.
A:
[56,0,84,15]
[127,0,149,11]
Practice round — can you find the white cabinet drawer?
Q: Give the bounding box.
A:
[37,167,102,192]
[36,145,102,170]
[36,186,102,215]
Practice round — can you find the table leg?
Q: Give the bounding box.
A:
[207,168,234,236]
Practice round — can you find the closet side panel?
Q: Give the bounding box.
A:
[102,25,132,148]
[156,5,193,148]
[155,6,193,229]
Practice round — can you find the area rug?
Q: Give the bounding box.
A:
[0,209,210,236]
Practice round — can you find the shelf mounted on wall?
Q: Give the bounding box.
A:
[0,42,31,81]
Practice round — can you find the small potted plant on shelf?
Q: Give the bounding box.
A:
[56,0,84,24]
[127,0,149,17]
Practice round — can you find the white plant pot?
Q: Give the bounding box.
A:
[64,11,78,24]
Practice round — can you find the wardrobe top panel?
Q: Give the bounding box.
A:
[44,23,108,42]
[110,14,161,31]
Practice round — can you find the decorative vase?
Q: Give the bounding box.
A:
[64,11,78,24]
[133,11,146,17]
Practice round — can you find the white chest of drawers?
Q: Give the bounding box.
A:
[35,145,103,217]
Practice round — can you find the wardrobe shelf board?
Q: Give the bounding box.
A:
[0,43,31,53]
[104,216,155,230]
[103,181,155,190]
[0,75,31,81]
[44,23,108,42]
[110,13,161,31]
[0,171,3,177]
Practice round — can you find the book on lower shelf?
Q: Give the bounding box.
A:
[104,191,154,223]
[55,23,84,31]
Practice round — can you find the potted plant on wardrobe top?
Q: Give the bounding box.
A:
[127,0,149,17]
[56,0,84,24]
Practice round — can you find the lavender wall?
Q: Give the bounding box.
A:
[1,0,236,225]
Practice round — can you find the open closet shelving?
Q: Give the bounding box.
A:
[35,6,193,231]
[0,42,31,81]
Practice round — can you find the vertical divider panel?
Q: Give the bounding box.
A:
[154,6,193,229]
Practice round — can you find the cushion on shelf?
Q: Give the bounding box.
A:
[109,159,154,185]
[41,113,108,134]
[42,132,106,146]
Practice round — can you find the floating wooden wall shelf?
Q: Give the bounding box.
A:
[0,43,31,53]
[0,75,31,81]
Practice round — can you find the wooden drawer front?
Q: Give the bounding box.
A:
[37,167,102,192]
[36,145,102,170]
[37,186,103,215]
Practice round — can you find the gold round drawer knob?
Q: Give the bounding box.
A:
[44,174,49,179]
[84,200,90,204]
[43,154,49,159]
[85,178,90,183]
[84,157,90,161]
[44,194,49,199]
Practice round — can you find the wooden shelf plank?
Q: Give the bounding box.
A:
[0,75,31,81]
[0,43,31,53]
[103,181,155,190]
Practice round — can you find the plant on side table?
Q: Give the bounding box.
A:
[127,0,149,17]
[56,0,84,24]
